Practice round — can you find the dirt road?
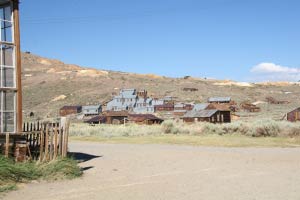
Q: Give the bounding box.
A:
[4,142,300,200]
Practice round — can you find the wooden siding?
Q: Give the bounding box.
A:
[183,111,231,123]
[59,106,82,116]
[287,108,300,122]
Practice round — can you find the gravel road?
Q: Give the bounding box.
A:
[3,142,300,200]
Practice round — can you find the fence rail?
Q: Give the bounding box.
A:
[0,119,70,162]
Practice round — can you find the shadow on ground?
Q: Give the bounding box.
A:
[81,166,95,172]
[68,152,102,163]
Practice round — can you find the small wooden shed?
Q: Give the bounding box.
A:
[59,106,82,116]
[82,105,102,116]
[287,108,300,122]
[104,111,128,124]
[182,109,231,123]
[85,115,106,124]
[128,114,164,125]
[208,97,231,104]
[154,104,174,112]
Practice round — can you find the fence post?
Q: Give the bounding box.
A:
[50,125,54,160]
[59,127,63,157]
[39,126,44,162]
[5,133,9,158]
[44,124,49,161]
[64,118,70,157]
[54,124,58,159]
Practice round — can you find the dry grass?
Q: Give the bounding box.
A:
[70,135,300,148]
[69,121,300,147]
[0,157,82,193]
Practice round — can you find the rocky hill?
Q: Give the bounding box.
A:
[22,53,300,121]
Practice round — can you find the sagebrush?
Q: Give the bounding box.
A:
[70,120,300,138]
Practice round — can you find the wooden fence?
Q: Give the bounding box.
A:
[0,119,70,162]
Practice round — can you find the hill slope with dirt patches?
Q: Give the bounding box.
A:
[22,53,300,120]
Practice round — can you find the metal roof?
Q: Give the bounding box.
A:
[120,88,136,96]
[85,115,106,123]
[193,103,209,111]
[183,109,218,118]
[152,99,164,106]
[174,103,184,108]
[128,114,163,122]
[82,105,101,110]
[208,97,231,102]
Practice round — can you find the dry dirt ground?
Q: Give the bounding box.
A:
[4,142,300,200]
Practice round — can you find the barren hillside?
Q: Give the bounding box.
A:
[22,53,300,120]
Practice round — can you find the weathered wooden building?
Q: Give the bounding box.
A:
[59,106,82,116]
[154,104,174,112]
[105,111,128,124]
[208,97,231,104]
[85,115,106,124]
[182,109,231,123]
[286,108,300,122]
[82,105,102,116]
[173,103,194,116]
[240,102,261,112]
[183,88,198,92]
[266,96,289,105]
[128,114,163,125]
[207,103,230,111]
[184,104,194,111]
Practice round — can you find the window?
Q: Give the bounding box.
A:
[0,5,12,43]
[0,91,16,132]
[0,2,16,133]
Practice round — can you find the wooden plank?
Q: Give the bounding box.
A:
[54,124,58,159]
[58,127,63,156]
[49,125,54,160]
[62,125,66,157]
[39,127,44,162]
[29,132,32,147]
[44,125,49,161]
[13,0,23,133]
[27,143,32,160]
[5,133,9,158]
[63,119,70,157]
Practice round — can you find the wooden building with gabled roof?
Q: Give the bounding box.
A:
[128,114,163,125]
[59,106,82,116]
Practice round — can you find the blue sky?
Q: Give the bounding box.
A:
[20,0,300,81]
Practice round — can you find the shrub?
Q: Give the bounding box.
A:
[70,123,162,137]
[250,120,280,137]
[70,121,300,138]
[201,123,225,135]
[288,127,300,137]
[39,157,82,180]
[0,156,82,193]
[162,120,176,134]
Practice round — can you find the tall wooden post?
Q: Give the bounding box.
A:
[13,0,22,133]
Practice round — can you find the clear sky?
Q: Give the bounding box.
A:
[20,0,300,82]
